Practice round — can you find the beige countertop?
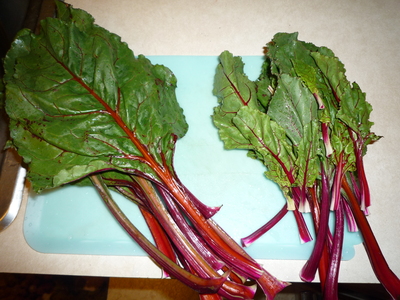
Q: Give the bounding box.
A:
[1,0,400,284]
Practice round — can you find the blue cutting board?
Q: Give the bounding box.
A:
[23,56,362,260]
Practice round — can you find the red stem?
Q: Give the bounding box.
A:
[342,178,400,300]
[241,204,288,247]
[89,175,226,294]
[139,206,177,276]
[200,294,223,300]
[323,199,344,300]
[307,186,329,289]
[291,187,313,243]
[293,209,312,243]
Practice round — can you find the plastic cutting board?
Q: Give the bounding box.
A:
[23,56,362,260]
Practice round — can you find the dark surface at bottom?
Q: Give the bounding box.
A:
[0,273,108,300]
[0,272,392,300]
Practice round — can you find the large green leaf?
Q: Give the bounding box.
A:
[267,74,318,145]
[232,106,295,206]
[4,2,188,191]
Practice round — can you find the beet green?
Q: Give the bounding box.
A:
[212,32,400,300]
[3,2,289,299]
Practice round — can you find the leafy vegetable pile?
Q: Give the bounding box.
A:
[2,2,289,299]
[212,32,400,299]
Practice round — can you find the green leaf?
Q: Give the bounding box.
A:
[212,51,260,149]
[311,52,349,103]
[267,74,318,145]
[4,2,188,192]
[329,121,356,172]
[255,58,274,110]
[267,32,320,76]
[312,52,381,148]
[293,120,322,187]
[292,59,319,95]
[232,106,294,190]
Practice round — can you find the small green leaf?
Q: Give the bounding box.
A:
[267,32,319,76]
[213,51,259,111]
[312,52,381,149]
[212,51,260,149]
[294,120,322,187]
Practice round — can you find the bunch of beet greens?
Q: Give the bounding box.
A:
[2,2,289,299]
[212,32,400,300]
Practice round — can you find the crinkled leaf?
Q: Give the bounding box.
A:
[294,120,322,187]
[311,52,349,106]
[255,59,274,110]
[292,59,319,95]
[267,74,318,145]
[311,52,381,149]
[329,121,356,172]
[267,32,320,76]
[4,2,188,192]
[212,51,260,149]
[232,106,294,196]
